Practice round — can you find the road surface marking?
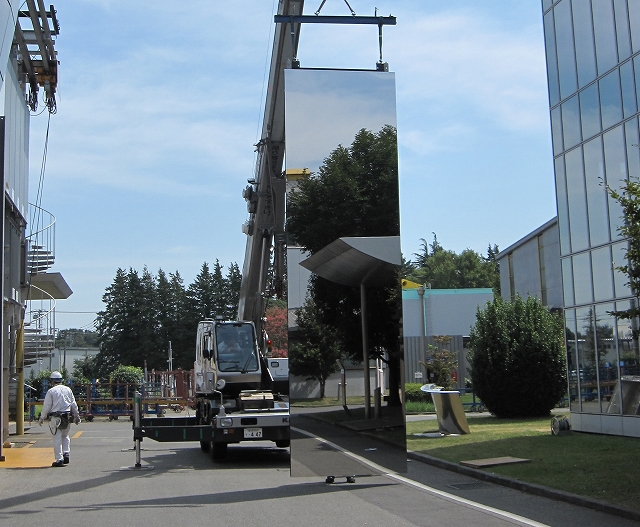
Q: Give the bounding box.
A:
[291,426,549,527]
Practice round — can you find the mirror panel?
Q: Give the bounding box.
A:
[284,68,406,478]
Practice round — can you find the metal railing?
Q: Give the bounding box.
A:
[27,203,56,275]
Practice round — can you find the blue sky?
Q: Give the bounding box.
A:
[27,1,555,330]
[285,69,397,171]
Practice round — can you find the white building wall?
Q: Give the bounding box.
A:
[540,223,563,309]
[511,237,541,300]
[402,289,493,337]
[24,348,100,378]
[498,218,563,309]
[4,55,29,220]
[0,3,17,87]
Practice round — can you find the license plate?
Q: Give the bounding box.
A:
[244,427,262,438]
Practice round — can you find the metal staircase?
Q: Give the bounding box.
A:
[8,206,58,417]
[27,245,55,274]
[24,204,57,368]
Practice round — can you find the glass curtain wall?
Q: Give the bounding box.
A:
[543,0,640,421]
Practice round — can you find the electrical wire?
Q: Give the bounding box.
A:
[79,319,98,331]
[29,110,51,241]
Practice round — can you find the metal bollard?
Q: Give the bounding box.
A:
[121,391,153,471]
[134,391,142,467]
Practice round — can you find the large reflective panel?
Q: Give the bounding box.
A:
[284,68,406,478]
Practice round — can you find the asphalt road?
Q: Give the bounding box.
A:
[0,416,638,527]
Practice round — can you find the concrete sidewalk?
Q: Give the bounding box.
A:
[2,420,81,468]
[0,415,638,527]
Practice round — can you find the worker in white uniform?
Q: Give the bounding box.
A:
[39,371,80,467]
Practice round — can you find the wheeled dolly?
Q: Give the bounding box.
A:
[325,476,356,484]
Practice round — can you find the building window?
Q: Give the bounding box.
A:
[591,245,614,301]
[565,147,590,252]
[555,0,578,98]
[573,251,594,305]
[593,0,619,75]
[573,0,597,88]
[579,82,601,140]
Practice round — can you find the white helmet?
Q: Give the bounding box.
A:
[50,371,63,381]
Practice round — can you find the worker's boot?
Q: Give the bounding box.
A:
[51,460,64,467]
[63,453,69,465]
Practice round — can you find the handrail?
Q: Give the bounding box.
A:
[26,284,56,326]
[27,203,56,274]
[27,202,56,240]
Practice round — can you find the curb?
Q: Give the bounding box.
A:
[408,450,640,523]
[307,412,640,522]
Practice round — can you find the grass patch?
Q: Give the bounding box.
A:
[406,401,435,413]
[290,396,366,407]
[407,416,640,511]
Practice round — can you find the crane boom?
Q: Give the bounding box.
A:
[238,0,304,332]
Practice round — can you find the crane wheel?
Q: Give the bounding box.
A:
[211,442,227,460]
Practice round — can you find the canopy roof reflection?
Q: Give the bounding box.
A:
[300,236,400,287]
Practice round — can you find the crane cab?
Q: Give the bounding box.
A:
[194,319,262,397]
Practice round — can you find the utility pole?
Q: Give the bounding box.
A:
[417,285,426,368]
[167,341,174,397]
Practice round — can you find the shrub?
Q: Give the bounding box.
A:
[405,382,432,403]
[110,365,143,385]
[469,295,566,418]
[419,337,458,390]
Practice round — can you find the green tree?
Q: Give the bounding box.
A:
[55,329,99,348]
[287,126,403,405]
[419,336,458,390]
[95,268,132,377]
[186,262,217,324]
[469,295,566,418]
[211,260,227,317]
[409,234,500,292]
[166,271,193,369]
[72,355,99,383]
[96,267,163,374]
[287,126,399,252]
[289,298,342,398]
[138,266,164,367]
[225,262,242,319]
[96,262,241,374]
[606,178,640,320]
[110,364,143,385]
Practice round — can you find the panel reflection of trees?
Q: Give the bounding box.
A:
[285,69,406,478]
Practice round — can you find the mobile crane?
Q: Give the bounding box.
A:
[192,318,289,459]
[134,0,396,462]
[133,0,304,459]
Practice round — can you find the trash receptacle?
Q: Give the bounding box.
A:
[422,386,470,435]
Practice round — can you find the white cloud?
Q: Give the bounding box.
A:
[399,124,475,156]
[386,9,549,131]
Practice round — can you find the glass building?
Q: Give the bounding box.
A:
[542,0,640,436]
